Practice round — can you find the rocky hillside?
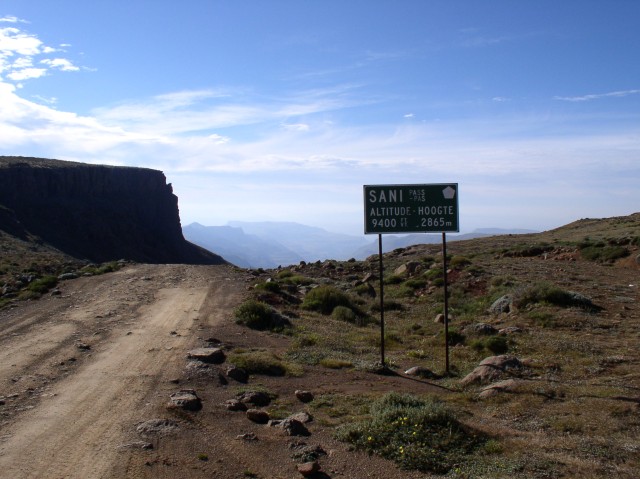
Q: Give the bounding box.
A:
[0,156,224,265]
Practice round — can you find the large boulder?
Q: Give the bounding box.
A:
[488,295,512,314]
[187,348,226,364]
[167,389,202,411]
[393,261,422,277]
[478,379,523,399]
[238,391,271,407]
[463,323,498,336]
[460,355,523,386]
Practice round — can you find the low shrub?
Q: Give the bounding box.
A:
[423,268,443,281]
[404,278,427,289]
[514,282,600,311]
[470,336,509,354]
[281,274,313,286]
[332,305,357,323]
[580,244,629,262]
[302,285,358,315]
[81,261,122,275]
[234,300,290,331]
[228,350,298,376]
[254,281,281,293]
[276,269,293,279]
[336,392,484,474]
[319,358,353,369]
[449,255,472,268]
[384,275,404,285]
[27,275,57,294]
[447,329,466,346]
[370,299,403,312]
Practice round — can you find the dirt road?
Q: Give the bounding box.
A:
[0,264,244,479]
[0,264,438,479]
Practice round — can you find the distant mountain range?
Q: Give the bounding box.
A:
[183,221,537,269]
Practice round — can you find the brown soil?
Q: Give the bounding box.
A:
[1,213,639,479]
[0,264,437,479]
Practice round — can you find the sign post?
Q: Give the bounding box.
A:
[364,184,459,373]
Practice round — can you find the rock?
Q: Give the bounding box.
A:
[404,366,437,379]
[566,291,600,310]
[297,461,320,476]
[291,444,327,462]
[356,282,376,298]
[488,295,512,314]
[226,366,249,383]
[246,408,270,424]
[278,418,311,436]
[136,418,180,436]
[119,441,153,450]
[184,361,227,384]
[238,391,271,407]
[295,390,314,403]
[460,355,523,386]
[463,323,498,336]
[76,342,91,350]
[224,399,248,411]
[393,261,422,277]
[167,389,202,411]
[236,433,258,441]
[0,156,224,265]
[499,326,523,335]
[362,272,377,283]
[434,313,454,323]
[187,348,226,364]
[478,379,522,399]
[288,412,313,424]
[480,355,522,369]
[57,272,78,280]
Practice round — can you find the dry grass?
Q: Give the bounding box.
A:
[241,213,640,478]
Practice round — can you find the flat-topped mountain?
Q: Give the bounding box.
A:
[0,156,224,265]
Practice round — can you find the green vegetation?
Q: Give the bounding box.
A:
[302,285,362,316]
[336,392,484,474]
[469,335,509,355]
[514,282,599,310]
[81,261,122,275]
[319,358,353,369]
[579,241,630,262]
[449,255,472,268]
[234,299,290,331]
[26,275,57,294]
[254,280,281,293]
[228,350,302,377]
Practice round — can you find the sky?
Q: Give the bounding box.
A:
[0,1,639,236]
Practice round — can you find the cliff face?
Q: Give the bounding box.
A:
[0,156,225,265]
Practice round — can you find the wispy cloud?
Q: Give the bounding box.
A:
[41,58,79,72]
[92,84,368,136]
[0,22,79,84]
[554,89,640,102]
[0,16,26,24]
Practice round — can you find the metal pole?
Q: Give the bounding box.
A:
[378,234,385,366]
[442,232,449,374]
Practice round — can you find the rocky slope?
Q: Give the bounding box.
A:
[0,156,224,265]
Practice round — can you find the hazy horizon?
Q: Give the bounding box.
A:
[1,2,638,237]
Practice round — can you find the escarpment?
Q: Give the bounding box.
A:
[0,156,225,264]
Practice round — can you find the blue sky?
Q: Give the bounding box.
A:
[1,1,638,236]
